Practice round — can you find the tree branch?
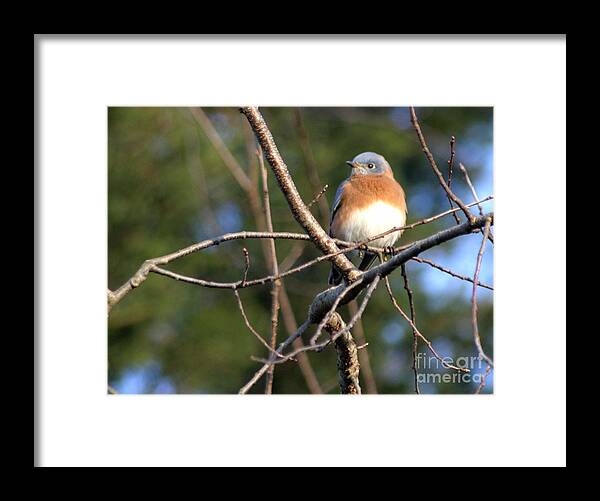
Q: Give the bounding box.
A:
[108,196,493,312]
[348,300,378,394]
[240,106,359,284]
[411,256,493,290]
[238,214,492,393]
[400,263,420,394]
[384,276,467,373]
[409,107,475,223]
[446,135,461,224]
[471,217,494,367]
[459,162,495,244]
[258,146,281,394]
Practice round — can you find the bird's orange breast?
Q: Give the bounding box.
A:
[330,174,408,238]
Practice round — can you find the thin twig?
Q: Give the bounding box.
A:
[400,264,420,394]
[307,184,329,210]
[259,277,382,368]
[459,162,484,216]
[232,247,285,359]
[447,136,461,224]
[278,285,323,394]
[241,248,250,286]
[475,365,492,394]
[459,162,494,244]
[258,146,281,394]
[471,217,494,367]
[411,257,493,290]
[384,276,468,373]
[310,277,365,345]
[190,108,262,215]
[293,108,330,224]
[278,242,305,273]
[348,300,378,394]
[233,289,285,359]
[238,319,311,394]
[409,107,474,223]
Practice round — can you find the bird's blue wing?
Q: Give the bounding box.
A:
[329,180,348,232]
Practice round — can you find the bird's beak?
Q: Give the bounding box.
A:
[345,161,354,168]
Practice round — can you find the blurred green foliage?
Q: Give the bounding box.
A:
[108,107,493,394]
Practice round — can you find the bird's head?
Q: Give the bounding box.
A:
[345,152,393,177]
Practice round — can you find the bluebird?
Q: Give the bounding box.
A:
[328,152,408,285]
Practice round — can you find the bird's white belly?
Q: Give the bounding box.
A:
[340,201,406,248]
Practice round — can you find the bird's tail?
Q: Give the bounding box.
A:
[358,252,377,272]
[328,264,342,285]
[328,252,377,285]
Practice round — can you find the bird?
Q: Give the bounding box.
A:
[328,152,408,285]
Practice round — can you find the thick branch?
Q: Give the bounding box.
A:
[348,300,378,394]
[308,213,494,323]
[328,313,361,395]
[240,107,359,283]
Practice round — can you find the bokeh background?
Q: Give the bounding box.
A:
[108,107,493,394]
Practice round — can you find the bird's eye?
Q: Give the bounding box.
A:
[368,163,375,169]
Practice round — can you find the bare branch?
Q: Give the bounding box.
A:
[400,264,420,394]
[259,146,282,394]
[459,162,484,216]
[328,277,381,394]
[233,289,285,360]
[240,106,359,283]
[384,276,468,373]
[238,319,311,394]
[279,242,305,273]
[241,248,250,286]
[459,162,494,244]
[308,214,493,324]
[329,313,361,395]
[107,230,313,311]
[266,276,382,368]
[293,108,330,224]
[446,135,461,224]
[237,214,491,393]
[307,184,329,210]
[310,276,365,345]
[278,285,323,394]
[348,300,378,394]
[471,217,494,367]
[475,365,492,394]
[411,256,493,290]
[409,107,475,223]
[108,197,493,311]
[190,107,254,194]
